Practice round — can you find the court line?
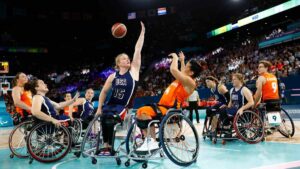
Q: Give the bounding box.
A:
[201,146,241,152]
[52,157,77,169]
[266,140,300,145]
[252,160,300,169]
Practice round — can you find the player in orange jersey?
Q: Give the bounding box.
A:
[254,60,281,112]
[12,72,32,122]
[63,93,78,117]
[135,51,205,153]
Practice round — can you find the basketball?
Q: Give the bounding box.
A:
[111,23,127,38]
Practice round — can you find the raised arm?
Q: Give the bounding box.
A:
[50,92,79,110]
[169,53,195,93]
[179,51,186,73]
[68,98,85,121]
[131,22,145,80]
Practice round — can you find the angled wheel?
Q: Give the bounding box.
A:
[278,108,295,138]
[80,115,102,158]
[159,111,199,166]
[9,120,34,158]
[234,110,264,144]
[27,122,72,163]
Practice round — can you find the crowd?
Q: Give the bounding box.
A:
[138,40,300,97]
[14,38,298,100]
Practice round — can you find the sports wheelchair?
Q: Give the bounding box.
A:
[79,110,134,166]
[125,109,200,168]
[8,116,82,163]
[256,101,295,139]
[203,108,265,145]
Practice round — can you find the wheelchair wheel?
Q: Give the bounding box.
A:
[80,115,102,158]
[234,110,264,144]
[159,111,199,166]
[9,120,34,158]
[125,121,146,163]
[278,108,295,138]
[27,122,72,163]
[70,119,82,144]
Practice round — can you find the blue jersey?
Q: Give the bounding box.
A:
[107,71,137,107]
[77,99,94,120]
[40,95,58,119]
[211,84,227,105]
[230,86,246,110]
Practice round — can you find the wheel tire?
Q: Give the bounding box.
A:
[74,152,81,158]
[142,163,148,169]
[80,115,100,158]
[116,158,121,166]
[92,158,97,164]
[125,122,145,163]
[159,112,199,167]
[27,122,72,163]
[125,161,130,167]
[278,108,295,138]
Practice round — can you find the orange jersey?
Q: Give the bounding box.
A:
[158,80,191,109]
[63,106,78,116]
[15,91,32,116]
[261,72,279,101]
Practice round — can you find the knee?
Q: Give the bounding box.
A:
[136,108,151,120]
[136,119,152,129]
[101,115,117,127]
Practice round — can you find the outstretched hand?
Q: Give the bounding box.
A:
[72,92,80,102]
[140,21,145,33]
[168,53,179,60]
[179,51,185,62]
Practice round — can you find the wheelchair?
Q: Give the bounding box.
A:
[9,116,34,159]
[203,108,265,145]
[256,102,295,139]
[79,112,132,165]
[125,109,199,168]
[8,116,82,163]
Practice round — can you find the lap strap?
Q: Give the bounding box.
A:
[145,103,169,119]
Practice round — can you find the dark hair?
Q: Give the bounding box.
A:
[189,59,206,78]
[85,88,94,93]
[64,92,71,98]
[206,76,219,83]
[24,78,39,95]
[12,72,24,87]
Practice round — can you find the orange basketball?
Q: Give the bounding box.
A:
[111,23,127,38]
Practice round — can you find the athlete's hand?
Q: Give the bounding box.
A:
[95,108,102,116]
[179,51,185,62]
[69,116,74,122]
[219,104,227,109]
[168,53,179,60]
[51,119,62,128]
[140,21,145,34]
[72,92,80,102]
[237,108,244,115]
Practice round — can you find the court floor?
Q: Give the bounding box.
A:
[1,120,300,169]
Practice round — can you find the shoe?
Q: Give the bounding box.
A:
[135,138,159,155]
[103,148,111,156]
[97,148,111,156]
